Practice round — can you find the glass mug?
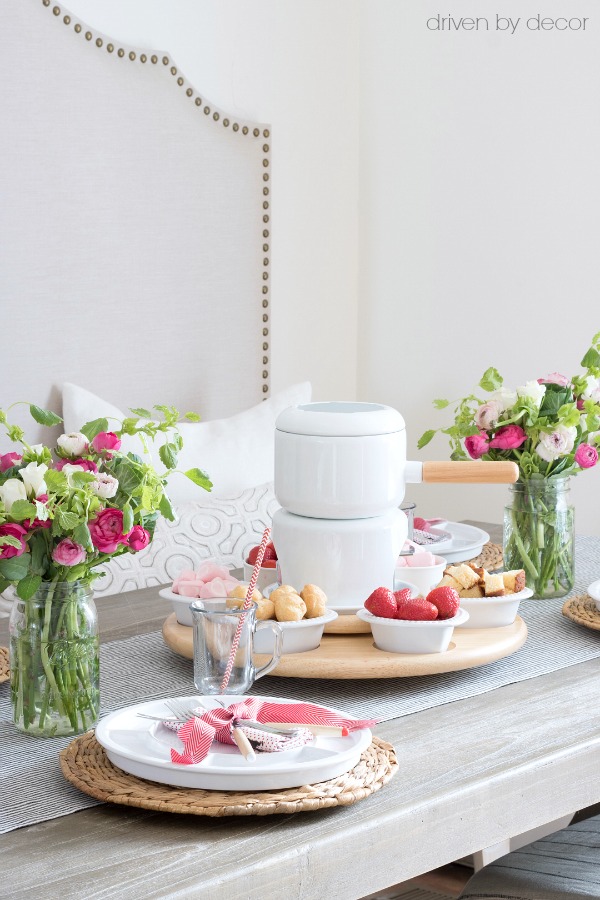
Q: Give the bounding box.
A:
[190,599,283,694]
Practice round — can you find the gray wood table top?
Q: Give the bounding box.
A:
[2,522,600,900]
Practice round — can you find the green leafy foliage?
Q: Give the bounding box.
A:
[184,468,213,490]
[479,367,503,392]
[81,418,109,441]
[0,554,30,581]
[8,500,37,522]
[159,443,178,470]
[417,429,436,450]
[16,574,42,601]
[29,405,62,427]
[432,399,449,410]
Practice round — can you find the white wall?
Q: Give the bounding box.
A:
[359,0,600,535]
[65,0,360,402]
[52,0,600,534]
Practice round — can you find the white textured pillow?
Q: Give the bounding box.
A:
[93,483,280,597]
[61,381,311,503]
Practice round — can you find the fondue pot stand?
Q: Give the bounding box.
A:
[272,402,517,610]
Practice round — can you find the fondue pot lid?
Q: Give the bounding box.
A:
[275,401,405,437]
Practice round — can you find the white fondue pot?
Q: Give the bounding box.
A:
[272,401,518,610]
[274,401,517,519]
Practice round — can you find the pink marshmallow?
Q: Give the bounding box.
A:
[223,578,240,593]
[406,552,437,568]
[178,569,202,583]
[196,561,231,582]
[177,581,203,598]
[396,556,408,567]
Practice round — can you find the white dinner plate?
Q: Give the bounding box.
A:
[420,521,490,564]
[95,695,372,791]
[587,579,600,612]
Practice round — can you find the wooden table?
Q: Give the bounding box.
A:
[2,524,600,900]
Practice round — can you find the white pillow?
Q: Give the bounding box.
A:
[61,381,311,504]
[93,483,280,597]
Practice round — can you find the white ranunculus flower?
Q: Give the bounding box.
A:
[0,478,28,512]
[517,380,546,407]
[29,444,44,454]
[19,462,48,498]
[90,473,119,500]
[61,463,85,486]
[57,432,89,457]
[474,400,501,431]
[535,425,577,462]
[490,387,517,413]
[582,375,600,403]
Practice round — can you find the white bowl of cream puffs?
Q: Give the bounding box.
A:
[439,563,533,628]
[236,582,338,654]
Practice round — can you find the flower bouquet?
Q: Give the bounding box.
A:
[420,334,600,598]
[0,402,211,736]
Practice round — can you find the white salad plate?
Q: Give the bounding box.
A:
[587,579,600,612]
[419,521,490,564]
[95,695,372,791]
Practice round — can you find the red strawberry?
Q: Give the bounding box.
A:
[261,559,277,568]
[395,595,438,621]
[266,541,278,559]
[365,587,397,619]
[394,588,413,606]
[247,544,277,566]
[247,545,261,565]
[414,517,428,531]
[426,586,460,620]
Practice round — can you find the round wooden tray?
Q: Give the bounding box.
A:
[162,613,527,679]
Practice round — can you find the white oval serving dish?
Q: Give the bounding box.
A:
[356,606,470,654]
[159,588,198,627]
[253,608,338,655]
[95,694,371,791]
[458,587,533,628]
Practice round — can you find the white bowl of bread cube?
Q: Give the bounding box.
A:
[439,563,532,628]
[231,583,338,654]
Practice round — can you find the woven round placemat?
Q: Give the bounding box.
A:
[0,646,9,684]
[562,595,600,632]
[60,733,398,817]
[463,542,503,571]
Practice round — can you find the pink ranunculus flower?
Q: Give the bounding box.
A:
[0,452,22,473]
[489,425,527,450]
[89,508,128,553]
[91,432,122,456]
[575,443,599,469]
[537,372,570,387]
[0,523,27,559]
[465,432,490,459]
[52,539,87,567]
[474,400,501,431]
[55,457,98,473]
[127,525,150,552]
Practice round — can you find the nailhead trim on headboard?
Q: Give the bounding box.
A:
[42,0,271,399]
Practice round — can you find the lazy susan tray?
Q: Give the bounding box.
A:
[162,614,527,679]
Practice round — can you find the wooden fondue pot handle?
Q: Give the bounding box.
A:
[422,460,519,484]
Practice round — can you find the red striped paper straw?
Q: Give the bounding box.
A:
[220,527,271,693]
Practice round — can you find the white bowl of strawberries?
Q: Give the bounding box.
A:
[356,584,469,654]
[243,540,279,593]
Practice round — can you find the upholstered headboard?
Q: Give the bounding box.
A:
[0,0,271,442]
